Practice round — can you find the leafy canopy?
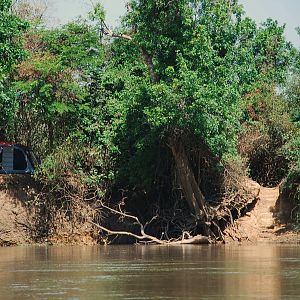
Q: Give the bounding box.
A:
[0,0,28,136]
[85,0,292,187]
[119,0,292,156]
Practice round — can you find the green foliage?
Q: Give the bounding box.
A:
[7,19,116,196]
[36,138,112,194]
[7,21,104,155]
[1,0,297,221]
[93,0,292,189]
[0,0,28,137]
[279,29,300,223]
[89,2,106,23]
[41,22,104,70]
[284,134,300,163]
[240,84,297,185]
[0,0,28,71]
[285,36,300,124]
[286,76,300,123]
[282,130,300,223]
[282,163,300,224]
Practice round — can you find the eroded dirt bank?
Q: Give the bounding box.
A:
[0,175,99,246]
[224,185,299,243]
[0,175,299,246]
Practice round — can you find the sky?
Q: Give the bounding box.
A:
[239,0,300,47]
[47,0,127,27]
[47,0,300,47]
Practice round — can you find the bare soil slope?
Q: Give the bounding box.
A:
[1,175,298,246]
[224,185,299,243]
[0,175,35,246]
[0,175,99,246]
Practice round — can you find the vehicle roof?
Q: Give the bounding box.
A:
[0,141,31,150]
[0,141,14,146]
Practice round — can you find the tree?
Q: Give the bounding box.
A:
[280,29,300,223]
[10,20,112,201]
[10,21,104,153]
[92,0,292,223]
[12,0,48,23]
[0,0,28,138]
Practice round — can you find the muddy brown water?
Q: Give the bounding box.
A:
[0,245,299,299]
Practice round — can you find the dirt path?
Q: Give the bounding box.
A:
[255,187,279,240]
[224,185,299,243]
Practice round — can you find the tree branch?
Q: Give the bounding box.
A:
[91,203,210,245]
[140,49,159,83]
[101,21,132,41]
[100,21,159,83]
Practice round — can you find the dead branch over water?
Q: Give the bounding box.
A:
[90,202,210,245]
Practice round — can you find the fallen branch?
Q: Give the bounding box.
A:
[91,203,210,245]
[89,220,165,244]
[90,220,210,245]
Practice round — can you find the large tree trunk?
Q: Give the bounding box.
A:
[169,138,208,221]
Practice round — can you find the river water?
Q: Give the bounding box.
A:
[0,244,299,299]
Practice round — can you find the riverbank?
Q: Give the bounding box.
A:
[0,175,99,246]
[0,175,299,246]
[224,185,300,244]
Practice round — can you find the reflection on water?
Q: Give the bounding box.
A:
[0,244,299,299]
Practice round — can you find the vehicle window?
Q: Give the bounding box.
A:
[26,150,36,168]
[13,148,27,170]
